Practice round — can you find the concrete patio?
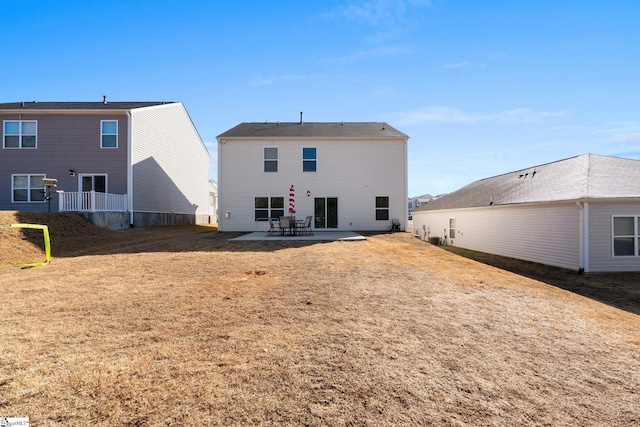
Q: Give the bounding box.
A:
[228,231,366,242]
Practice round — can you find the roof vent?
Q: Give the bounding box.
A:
[300,111,303,124]
[21,101,25,107]
[103,95,107,104]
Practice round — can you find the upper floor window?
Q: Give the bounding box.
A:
[12,174,45,202]
[303,147,317,172]
[613,216,639,256]
[375,196,389,220]
[4,120,37,148]
[101,120,118,148]
[264,147,278,172]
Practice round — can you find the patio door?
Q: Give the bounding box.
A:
[314,197,338,229]
[81,175,107,193]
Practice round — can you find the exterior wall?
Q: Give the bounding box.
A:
[0,112,129,212]
[587,201,640,272]
[130,103,211,223]
[218,138,407,232]
[412,203,581,270]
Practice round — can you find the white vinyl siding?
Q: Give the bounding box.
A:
[588,202,640,272]
[218,139,407,232]
[412,203,581,270]
[130,103,210,217]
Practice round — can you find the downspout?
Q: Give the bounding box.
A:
[127,111,134,225]
[217,137,222,232]
[576,200,589,273]
[403,136,409,231]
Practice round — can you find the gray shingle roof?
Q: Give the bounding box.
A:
[417,154,640,211]
[217,122,408,139]
[0,101,174,111]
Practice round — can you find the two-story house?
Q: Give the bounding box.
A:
[0,100,212,228]
[216,119,409,232]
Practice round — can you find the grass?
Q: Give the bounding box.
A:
[0,212,639,426]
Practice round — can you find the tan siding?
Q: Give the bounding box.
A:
[587,202,640,272]
[130,104,210,216]
[413,203,581,270]
[218,138,406,232]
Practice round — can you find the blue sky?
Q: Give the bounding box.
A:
[3,0,639,197]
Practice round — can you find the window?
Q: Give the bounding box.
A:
[449,218,456,239]
[12,174,45,202]
[4,120,37,148]
[613,216,639,256]
[101,120,118,148]
[264,147,278,172]
[303,147,317,172]
[255,196,285,221]
[375,196,389,220]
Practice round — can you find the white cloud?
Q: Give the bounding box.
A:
[390,106,567,125]
[249,73,318,86]
[334,0,430,27]
[322,45,411,63]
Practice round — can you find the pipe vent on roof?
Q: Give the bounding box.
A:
[300,111,303,124]
[103,95,107,104]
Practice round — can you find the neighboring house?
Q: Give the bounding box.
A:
[209,179,218,223]
[408,194,434,219]
[216,120,409,232]
[0,100,212,228]
[411,154,640,273]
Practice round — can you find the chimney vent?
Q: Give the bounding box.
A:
[103,95,107,104]
[300,111,303,124]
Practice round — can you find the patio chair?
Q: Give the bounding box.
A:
[390,218,401,232]
[279,216,291,236]
[301,215,313,235]
[267,217,279,236]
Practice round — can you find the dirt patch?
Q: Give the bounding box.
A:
[0,213,638,426]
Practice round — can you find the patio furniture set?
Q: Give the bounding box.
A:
[267,216,313,236]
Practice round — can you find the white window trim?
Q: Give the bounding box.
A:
[3,120,37,149]
[449,217,456,240]
[254,196,285,221]
[79,173,109,193]
[101,120,118,149]
[375,196,390,221]
[11,173,46,203]
[264,147,278,172]
[302,147,317,172]
[612,215,639,257]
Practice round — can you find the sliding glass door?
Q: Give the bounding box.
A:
[314,197,338,229]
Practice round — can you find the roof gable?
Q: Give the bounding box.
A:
[217,122,408,139]
[420,154,640,211]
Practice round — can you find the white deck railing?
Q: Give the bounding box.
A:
[58,191,128,212]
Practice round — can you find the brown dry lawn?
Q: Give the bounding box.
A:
[1,212,639,426]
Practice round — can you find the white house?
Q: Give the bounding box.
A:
[216,120,409,232]
[411,154,640,273]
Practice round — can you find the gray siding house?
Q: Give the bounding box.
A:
[411,154,640,273]
[217,120,409,232]
[0,100,211,227]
